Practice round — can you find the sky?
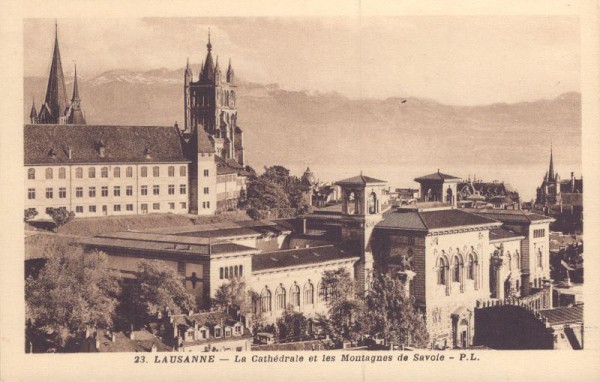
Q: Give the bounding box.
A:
[24,16,580,105]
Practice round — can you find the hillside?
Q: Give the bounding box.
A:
[24,68,581,197]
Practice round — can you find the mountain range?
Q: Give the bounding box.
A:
[24,67,581,198]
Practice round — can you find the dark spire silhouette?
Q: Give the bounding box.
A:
[29,97,38,122]
[548,143,555,182]
[40,21,68,123]
[66,62,86,124]
[226,58,235,83]
[200,29,215,82]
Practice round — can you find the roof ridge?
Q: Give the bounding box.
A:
[259,245,335,255]
[415,210,429,230]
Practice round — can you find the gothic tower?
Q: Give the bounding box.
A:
[184,32,244,165]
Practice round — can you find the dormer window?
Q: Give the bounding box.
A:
[224,327,232,338]
[144,148,151,159]
[98,140,106,158]
[48,148,57,158]
[214,327,222,338]
[200,327,208,339]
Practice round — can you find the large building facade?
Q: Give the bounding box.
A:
[25,27,247,219]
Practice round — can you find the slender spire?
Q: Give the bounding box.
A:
[548,143,555,182]
[200,29,215,82]
[71,63,80,102]
[29,96,38,120]
[41,21,68,123]
[226,58,235,83]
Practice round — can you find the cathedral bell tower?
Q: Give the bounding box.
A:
[335,174,387,293]
[183,31,244,165]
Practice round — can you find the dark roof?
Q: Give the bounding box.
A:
[489,228,524,242]
[560,193,583,207]
[215,155,239,175]
[464,209,554,224]
[173,227,261,239]
[414,171,461,182]
[252,245,358,272]
[197,129,215,153]
[538,305,583,325]
[253,340,329,351]
[335,174,386,186]
[377,208,500,232]
[24,124,187,165]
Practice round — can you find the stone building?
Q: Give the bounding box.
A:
[25,27,247,219]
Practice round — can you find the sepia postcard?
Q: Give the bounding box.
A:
[1,0,599,381]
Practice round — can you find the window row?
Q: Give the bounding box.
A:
[29,185,187,199]
[219,265,243,280]
[256,283,320,313]
[533,229,546,238]
[436,253,480,292]
[32,202,188,216]
[28,165,187,180]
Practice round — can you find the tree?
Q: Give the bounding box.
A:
[127,259,196,326]
[47,207,75,232]
[212,277,249,313]
[25,248,121,350]
[24,208,38,222]
[276,308,309,343]
[363,272,429,348]
[244,165,313,219]
[317,268,364,344]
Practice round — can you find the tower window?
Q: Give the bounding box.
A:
[28,168,35,180]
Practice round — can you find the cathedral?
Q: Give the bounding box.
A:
[29,23,86,125]
[534,146,583,233]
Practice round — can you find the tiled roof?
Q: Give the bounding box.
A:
[377,208,500,231]
[215,155,240,175]
[538,305,583,325]
[24,124,187,165]
[415,171,461,182]
[560,193,583,207]
[464,209,553,224]
[335,174,387,186]
[197,128,215,153]
[252,245,358,272]
[489,228,524,242]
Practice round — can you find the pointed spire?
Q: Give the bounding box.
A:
[184,57,193,82]
[226,58,235,83]
[41,21,68,123]
[71,63,80,102]
[29,96,38,120]
[548,143,555,182]
[200,29,215,82]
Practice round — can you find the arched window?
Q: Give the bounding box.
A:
[58,167,66,179]
[224,267,229,279]
[101,167,109,178]
[368,192,377,214]
[467,254,475,280]
[507,251,512,271]
[514,251,520,270]
[437,257,447,285]
[45,168,53,179]
[28,168,35,180]
[153,166,160,177]
[452,256,462,283]
[318,283,328,303]
[304,282,314,305]
[347,192,356,215]
[168,166,175,177]
[140,166,147,177]
[75,167,83,178]
[88,167,96,178]
[126,167,133,177]
[114,167,121,178]
[180,166,187,177]
[275,286,286,310]
[290,284,300,307]
[261,288,272,313]
[537,249,543,268]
